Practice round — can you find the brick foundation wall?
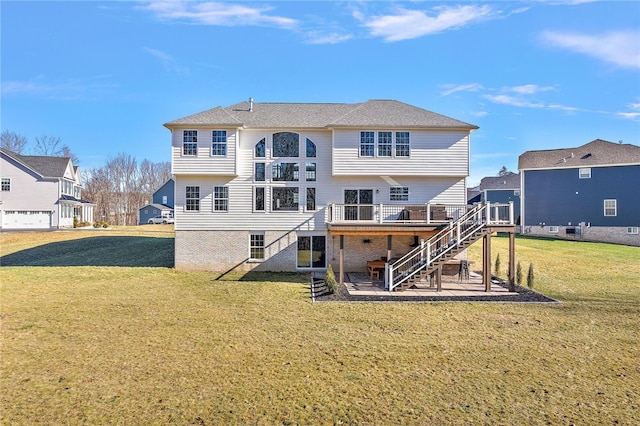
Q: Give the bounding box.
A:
[523,226,640,246]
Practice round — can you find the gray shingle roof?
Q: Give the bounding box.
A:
[518,139,640,170]
[164,99,478,130]
[479,173,520,190]
[1,148,71,178]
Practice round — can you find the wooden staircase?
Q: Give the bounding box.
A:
[387,203,496,292]
[392,226,490,291]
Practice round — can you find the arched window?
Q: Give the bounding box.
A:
[273,132,299,157]
[306,138,316,158]
[255,138,266,158]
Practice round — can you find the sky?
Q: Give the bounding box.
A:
[2,0,639,186]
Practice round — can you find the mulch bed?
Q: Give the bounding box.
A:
[311,276,558,303]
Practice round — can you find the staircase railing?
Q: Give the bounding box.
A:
[387,202,510,291]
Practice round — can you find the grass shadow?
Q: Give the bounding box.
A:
[0,236,174,267]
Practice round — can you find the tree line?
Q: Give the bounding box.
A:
[2,130,171,226]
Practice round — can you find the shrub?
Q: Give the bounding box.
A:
[73,216,79,228]
[325,264,337,294]
[93,221,109,229]
[494,253,501,276]
[516,261,522,284]
[527,263,535,289]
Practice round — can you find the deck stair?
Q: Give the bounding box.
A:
[388,203,498,292]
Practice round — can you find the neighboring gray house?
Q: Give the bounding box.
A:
[519,139,640,246]
[138,178,175,224]
[165,99,484,273]
[476,173,521,224]
[1,148,94,229]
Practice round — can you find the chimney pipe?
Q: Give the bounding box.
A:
[249,97,254,112]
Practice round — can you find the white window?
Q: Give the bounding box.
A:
[395,131,410,157]
[1,178,11,191]
[579,168,591,179]
[250,233,265,261]
[183,130,197,156]
[185,186,200,211]
[306,187,316,211]
[273,132,299,157]
[360,131,375,157]
[272,187,299,211]
[254,163,266,182]
[162,195,168,205]
[211,130,227,156]
[305,163,316,182]
[272,163,299,181]
[306,138,316,158]
[255,138,266,158]
[628,227,639,235]
[254,187,265,212]
[604,199,617,216]
[214,186,229,211]
[390,186,409,201]
[548,226,559,233]
[378,131,392,157]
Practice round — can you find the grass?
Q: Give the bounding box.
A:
[1,229,639,424]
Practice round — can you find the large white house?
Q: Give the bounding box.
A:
[1,148,94,229]
[166,99,483,275]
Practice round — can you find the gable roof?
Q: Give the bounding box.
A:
[519,139,640,170]
[164,99,478,130]
[1,148,72,178]
[479,172,520,190]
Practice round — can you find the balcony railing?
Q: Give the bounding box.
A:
[327,202,514,225]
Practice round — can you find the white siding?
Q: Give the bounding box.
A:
[0,155,60,227]
[171,128,238,175]
[332,129,470,176]
[174,127,467,231]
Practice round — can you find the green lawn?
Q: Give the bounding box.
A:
[1,229,639,424]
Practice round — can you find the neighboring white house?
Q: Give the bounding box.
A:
[0,148,94,229]
[165,99,479,272]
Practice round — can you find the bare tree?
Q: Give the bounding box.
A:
[1,130,28,154]
[498,166,513,176]
[33,135,79,164]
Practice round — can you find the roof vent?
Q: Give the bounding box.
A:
[249,97,254,112]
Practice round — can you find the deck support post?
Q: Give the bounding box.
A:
[508,231,516,291]
[436,266,442,292]
[483,232,492,292]
[387,235,392,262]
[339,235,344,285]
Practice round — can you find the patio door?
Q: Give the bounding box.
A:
[344,189,373,221]
[297,235,326,268]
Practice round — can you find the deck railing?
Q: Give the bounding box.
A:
[386,202,514,291]
[327,203,473,224]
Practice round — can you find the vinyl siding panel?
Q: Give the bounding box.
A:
[522,165,640,227]
[332,129,470,176]
[171,128,238,175]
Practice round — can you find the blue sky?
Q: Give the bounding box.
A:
[2,1,639,186]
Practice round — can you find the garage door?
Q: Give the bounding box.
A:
[2,211,52,229]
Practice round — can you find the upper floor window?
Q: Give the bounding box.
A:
[360,131,375,157]
[214,186,229,211]
[1,178,10,191]
[183,130,198,156]
[306,187,316,211]
[395,132,410,157]
[305,163,316,181]
[390,186,409,201]
[254,187,265,212]
[604,199,617,216]
[272,163,299,181]
[255,138,266,158]
[255,163,266,182]
[378,132,392,157]
[211,130,227,156]
[579,168,591,179]
[186,186,200,211]
[306,138,316,158]
[273,132,299,157]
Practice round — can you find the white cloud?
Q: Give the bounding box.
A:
[360,5,495,42]
[483,94,546,109]
[509,84,555,95]
[541,30,640,69]
[305,32,353,45]
[1,76,115,100]
[440,83,484,96]
[143,47,190,75]
[142,1,297,28]
[616,102,640,121]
